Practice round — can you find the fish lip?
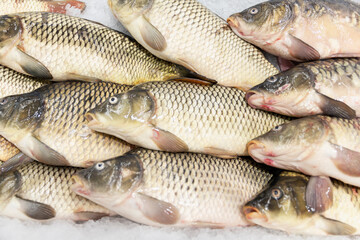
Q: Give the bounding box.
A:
[71,175,91,196]
[85,112,101,128]
[243,206,267,222]
[245,91,261,109]
[227,16,239,29]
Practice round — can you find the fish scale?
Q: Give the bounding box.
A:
[141,81,288,155]
[108,0,279,90]
[0,0,86,15]
[1,12,195,84]
[0,161,113,221]
[73,149,274,227]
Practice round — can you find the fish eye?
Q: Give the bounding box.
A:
[0,98,8,105]
[249,7,259,15]
[272,125,283,132]
[271,188,283,200]
[95,162,105,170]
[109,96,118,105]
[267,76,277,83]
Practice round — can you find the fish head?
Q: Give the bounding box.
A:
[86,87,155,139]
[227,0,293,45]
[71,153,143,207]
[246,68,313,116]
[0,15,22,51]
[244,171,312,232]
[108,0,151,23]
[0,93,44,138]
[247,117,327,170]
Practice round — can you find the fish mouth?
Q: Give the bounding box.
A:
[245,91,262,109]
[71,175,91,196]
[85,112,101,128]
[243,206,267,222]
[247,140,276,165]
[227,16,239,29]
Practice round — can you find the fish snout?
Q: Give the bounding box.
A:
[243,206,267,222]
[227,16,239,29]
[85,112,101,128]
[71,175,91,196]
[245,91,261,109]
[247,140,268,162]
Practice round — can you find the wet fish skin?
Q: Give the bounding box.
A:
[244,171,360,235]
[0,0,86,15]
[108,0,279,91]
[247,115,360,187]
[86,80,288,157]
[0,12,199,85]
[72,148,274,227]
[0,161,114,221]
[0,81,133,167]
[228,0,360,62]
[246,58,360,118]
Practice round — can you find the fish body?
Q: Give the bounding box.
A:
[0,65,49,161]
[0,161,113,221]
[72,148,274,227]
[107,0,279,90]
[228,0,360,62]
[0,12,198,84]
[0,0,86,15]
[0,81,133,167]
[244,172,360,235]
[247,58,360,118]
[86,81,288,157]
[247,115,360,187]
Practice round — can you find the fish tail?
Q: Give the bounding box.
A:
[46,0,86,14]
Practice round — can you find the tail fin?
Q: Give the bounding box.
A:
[46,0,86,14]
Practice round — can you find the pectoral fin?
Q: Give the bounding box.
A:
[288,35,320,61]
[16,196,56,220]
[306,176,333,213]
[0,153,33,174]
[330,142,360,176]
[151,128,188,152]
[170,78,216,86]
[15,47,52,79]
[318,93,356,119]
[74,211,111,222]
[204,147,237,159]
[136,193,179,225]
[28,135,69,166]
[140,16,167,51]
[318,216,356,235]
[64,73,101,83]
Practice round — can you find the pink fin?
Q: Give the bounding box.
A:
[330,142,360,176]
[137,193,180,225]
[151,128,188,152]
[46,0,86,14]
[277,57,296,71]
[288,35,320,61]
[306,176,333,213]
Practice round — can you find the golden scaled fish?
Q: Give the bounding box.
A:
[0,160,114,221]
[0,81,133,168]
[71,148,274,227]
[244,172,360,235]
[247,115,360,187]
[85,81,288,158]
[228,0,360,62]
[246,58,360,119]
[107,0,279,91]
[0,12,205,85]
[0,65,49,162]
[0,0,86,15]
